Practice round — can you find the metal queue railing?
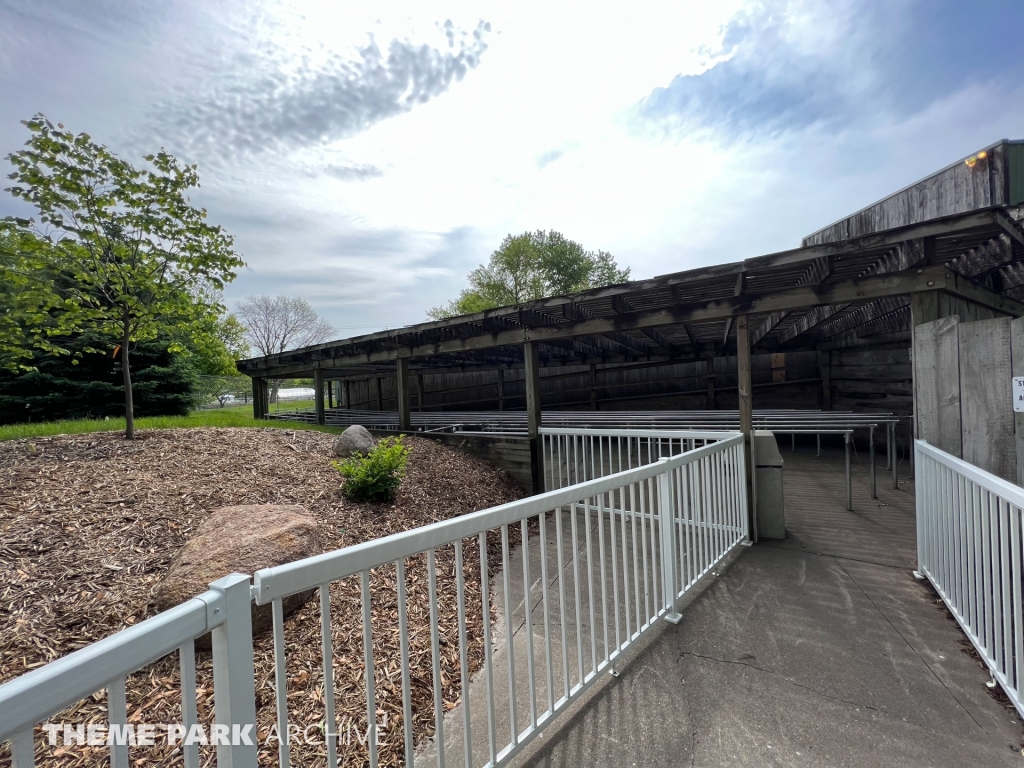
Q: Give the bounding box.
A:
[0,435,748,768]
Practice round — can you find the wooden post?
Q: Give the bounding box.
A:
[911,290,940,440]
[313,368,326,425]
[375,376,383,411]
[327,380,334,409]
[496,367,505,411]
[818,350,832,410]
[706,361,716,409]
[736,315,755,540]
[524,341,543,494]
[589,363,598,410]
[396,358,411,432]
[342,379,350,409]
[252,377,268,420]
[417,373,425,412]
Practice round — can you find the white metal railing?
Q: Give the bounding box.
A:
[539,427,736,490]
[915,440,1024,719]
[0,435,748,768]
[0,574,257,768]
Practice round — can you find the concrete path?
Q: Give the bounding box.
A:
[519,445,1024,767]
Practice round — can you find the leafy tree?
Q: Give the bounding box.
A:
[2,115,243,438]
[428,230,630,319]
[235,295,335,402]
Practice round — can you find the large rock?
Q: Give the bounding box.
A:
[333,424,375,458]
[155,504,320,649]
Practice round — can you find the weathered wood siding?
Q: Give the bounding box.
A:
[959,318,1016,481]
[803,141,1012,246]
[913,317,962,456]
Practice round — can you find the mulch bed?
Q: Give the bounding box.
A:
[0,428,522,767]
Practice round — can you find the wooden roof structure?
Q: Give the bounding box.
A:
[237,141,1024,380]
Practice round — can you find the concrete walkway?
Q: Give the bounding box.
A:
[519,444,1024,767]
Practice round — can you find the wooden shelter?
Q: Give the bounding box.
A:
[238,140,1024,488]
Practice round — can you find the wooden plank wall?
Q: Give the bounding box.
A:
[912,315,1021,483]
[335,351,822,413]
[959,318,1016,480]
[803,142,1009,246]
[913,317,962,456]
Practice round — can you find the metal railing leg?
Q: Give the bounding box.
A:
[886,423,892,471]
[816,432,821,458]
[892,424,899,489]
[869,426,876,499]
[658,461,682,624]
[208,573,258,768]
[845,432,852,511]
[791,433,795,452]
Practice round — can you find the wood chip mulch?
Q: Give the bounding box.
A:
[0,428,523,767]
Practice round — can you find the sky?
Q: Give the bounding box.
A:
[1,0,1023,338]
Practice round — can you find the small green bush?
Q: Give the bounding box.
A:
[333,436,410,502]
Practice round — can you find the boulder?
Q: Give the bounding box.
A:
[154,504,320,649]
[333,424,376,458]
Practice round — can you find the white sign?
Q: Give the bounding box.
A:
[1014,377,1024,412]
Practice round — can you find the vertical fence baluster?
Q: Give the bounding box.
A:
[178,642,200,768]
[583,493,597,676]
[500,527,518,745]
[597,485,610,662]
[454,542,473,768]
[630,480,641,638]
[271,598,290,768]
[572,495,588,686]
[396,560,415,766]
[478,534,497,765]
[107,677,129,768]
[638,473,651,624]
[1012,506,1023,703]
[320,584,339,768]
[607,485,620,655]
[427,550,447,764]
[554,506,570,701]
[539,511,555,714]
[361,571,379,768]
[1000,500,1011,682]
[521,518,538,728]
[10,730,34,768]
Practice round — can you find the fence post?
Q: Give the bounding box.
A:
[209,574,258,768]
[913,441,925,580]
[658,459,683,624]
[738,440,751,544]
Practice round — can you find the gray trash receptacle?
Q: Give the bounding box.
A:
[754,430,785,540]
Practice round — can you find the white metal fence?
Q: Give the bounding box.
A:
[540,427,736,490]
[915,440,1024,719]
[0,434,748,768]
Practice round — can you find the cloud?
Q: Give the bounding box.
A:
[636,0,1024,140]
[323,163,384,181]
[154,19,491,162]
[535,149,564,169]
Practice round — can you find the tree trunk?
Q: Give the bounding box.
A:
[122,330,135,440]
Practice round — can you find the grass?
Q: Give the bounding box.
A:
[0,402,343,442]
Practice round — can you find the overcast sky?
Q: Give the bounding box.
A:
[2,0,1023,337]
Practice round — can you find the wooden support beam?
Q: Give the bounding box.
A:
[396,358,410,432]
[313,368,326,426]
[736,315,754,540]
[751,256,831,345]
[252,378,268,419]
[375,376,383,411]
[417,373,424,412]
[818,351,832,410]
[327,380,334,409]
[590,363,598,410]
[241,265,952,372]
[640,327,678,356]
[342,379,350,408]
[524,341,543,494]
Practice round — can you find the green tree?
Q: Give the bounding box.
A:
[428,230,630,319]
[2,115,244,438]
